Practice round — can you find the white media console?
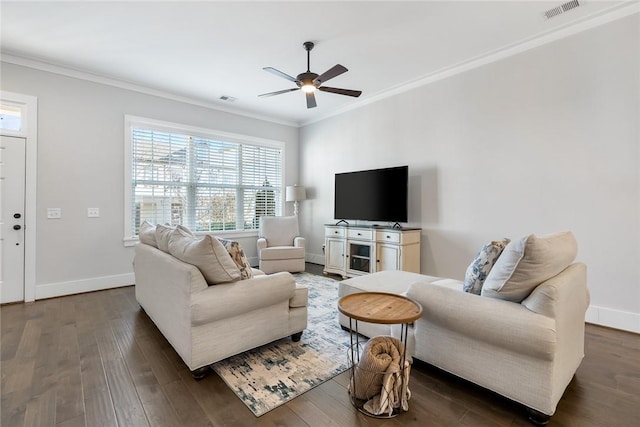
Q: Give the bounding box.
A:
[323,224,421,279]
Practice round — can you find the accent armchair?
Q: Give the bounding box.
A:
[257,215,306,274]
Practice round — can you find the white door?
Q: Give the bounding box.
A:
[0,135,26,303]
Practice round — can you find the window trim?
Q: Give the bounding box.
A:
[123,115,286,246]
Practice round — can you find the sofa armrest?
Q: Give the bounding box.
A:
[407,281,557,359]
[294,237,305,248]
[257,237,267,251]
[191,271,296,325]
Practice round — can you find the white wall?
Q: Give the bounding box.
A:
[300,15,640,333]
[0,63,299,298]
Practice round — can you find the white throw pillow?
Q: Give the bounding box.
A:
[481,231,578,302]
[155,224,174,252]
[168,227,241,285]
[139,221,158,248]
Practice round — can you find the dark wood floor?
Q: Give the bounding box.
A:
[2,264,639,426]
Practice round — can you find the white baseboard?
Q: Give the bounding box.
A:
[306,252,325,265]
[586,305,640,334]
[35,273,135,300]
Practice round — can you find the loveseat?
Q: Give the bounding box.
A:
[133,222,308,379]
[338,231,589,424]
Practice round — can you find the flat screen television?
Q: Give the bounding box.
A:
[334,166,408,223]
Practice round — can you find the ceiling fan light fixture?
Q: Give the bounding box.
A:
[301,83,316,93]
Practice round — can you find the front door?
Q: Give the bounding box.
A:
[1,135,26,303]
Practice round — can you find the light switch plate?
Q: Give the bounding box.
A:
[47,208,62,219]
[87,208,100,218]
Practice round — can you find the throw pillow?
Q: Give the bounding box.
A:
[168,227,241,284]
[155,224,193,252]
[481,231,578,302]
[155,224,174,252]
[138,221,158,247]
[217,238,254,280]
[462,238,510,295]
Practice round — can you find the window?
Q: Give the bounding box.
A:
[0,103,23,132]
[124,117,283,242]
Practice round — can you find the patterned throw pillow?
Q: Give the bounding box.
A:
[463,239,511,295]
[217,238,254,280]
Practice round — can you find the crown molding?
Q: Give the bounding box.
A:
[301,0,640,127]
[0,52,299,128]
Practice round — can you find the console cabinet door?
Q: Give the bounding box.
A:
[376,243,400,272]
[325,237,346,274]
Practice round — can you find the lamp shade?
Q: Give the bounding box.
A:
[286,185,306,202]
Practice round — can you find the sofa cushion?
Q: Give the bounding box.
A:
[463,239,510,295]
[168,227,240,284]
[481,231,578,302]
[139,221,158,247]
[217,238,254,280]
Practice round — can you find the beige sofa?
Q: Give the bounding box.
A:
[338,232,589,424]
[134,242,308,379]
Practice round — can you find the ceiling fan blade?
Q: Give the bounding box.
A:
[306,91,317,109]
[258,88,300,97]
[318,86,362,97]
[313,64,348,85]
[263,67,299,83]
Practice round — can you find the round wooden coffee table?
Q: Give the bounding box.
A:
[338,292,423,417]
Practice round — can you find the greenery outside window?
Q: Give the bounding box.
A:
[124,116,283,244]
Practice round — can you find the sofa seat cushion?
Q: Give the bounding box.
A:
[168,228,241,285]
[190,272,295,325]
[408,282,557,359]
[290,285,309,308]
[260,246,305,260]
[482,231,578,302]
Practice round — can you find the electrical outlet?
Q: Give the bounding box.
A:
[87,208,100,218]
[47,208,62,219]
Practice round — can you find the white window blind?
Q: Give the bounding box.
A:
[129,125,282,236]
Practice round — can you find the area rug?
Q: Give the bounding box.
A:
[211,272,352,417]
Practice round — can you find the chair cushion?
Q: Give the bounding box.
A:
[481,231,578,302]
[168,227,240,285]
[259,246,305,260]
[463,238,510,295]
[259,215,300,247]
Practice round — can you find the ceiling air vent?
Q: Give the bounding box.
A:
[544,0,580,20]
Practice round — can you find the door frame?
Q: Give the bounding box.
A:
[1,91,37,302]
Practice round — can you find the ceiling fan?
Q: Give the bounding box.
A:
[258,41,362,109]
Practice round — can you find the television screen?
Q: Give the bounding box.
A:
[334,166,408,223]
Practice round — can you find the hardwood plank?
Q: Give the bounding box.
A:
[94,325,149,426]
[77,325,117,427]
[161,380,213,427]
[23,388,56,427]
[55,323,84,425]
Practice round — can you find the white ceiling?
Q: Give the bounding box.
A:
[0,1,631,126]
